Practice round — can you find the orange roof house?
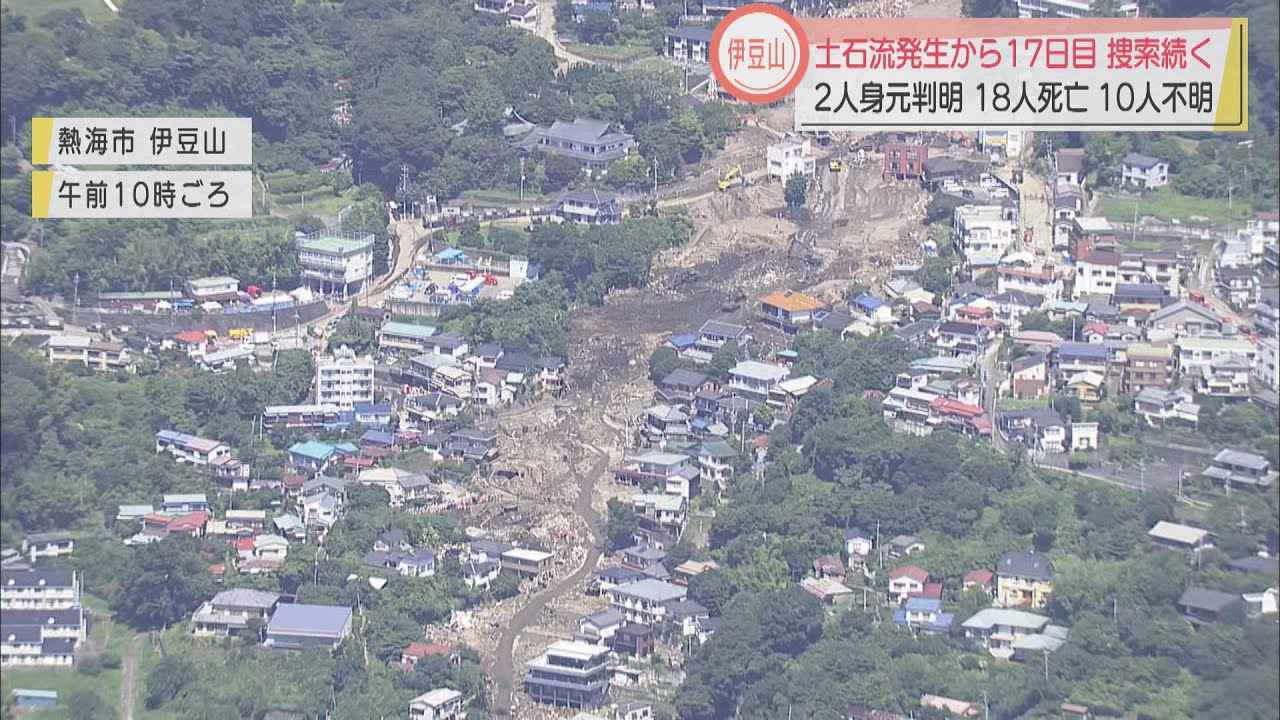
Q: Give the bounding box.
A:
[759,290,827,333]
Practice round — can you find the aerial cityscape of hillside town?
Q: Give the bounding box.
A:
[0,0,1277,718]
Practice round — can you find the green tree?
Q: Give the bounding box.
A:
[67,689,114,720]
[606,497,639,551]
[784,174,808,211]
[113,538,215,630]
[146,656,197,709]
[649,347,679,383]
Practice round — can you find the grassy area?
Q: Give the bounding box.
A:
[271,187,362,223]
[459,188,549,207]
[0,601,125,719]
[1,0,116,23]
[564,41,653,64]
[1096,187,1254,226]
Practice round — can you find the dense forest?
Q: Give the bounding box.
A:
[0,0,734,296]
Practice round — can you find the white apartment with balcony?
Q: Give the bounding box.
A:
[315,345,375,409]
[954,205,1017,264]
[607,579,687,626]
[296,231,374,297]
[766,134,816,181]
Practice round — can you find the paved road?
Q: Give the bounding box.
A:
[489,434,614,717]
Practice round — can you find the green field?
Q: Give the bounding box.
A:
[459,188,549,207]
[1096,187,1254,226]
[564,41,653,64]
[1,0,117,23]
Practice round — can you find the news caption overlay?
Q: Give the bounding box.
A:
[710,11,1248,132]
[30,117,253,219]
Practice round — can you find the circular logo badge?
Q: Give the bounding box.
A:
[710,4,809,105]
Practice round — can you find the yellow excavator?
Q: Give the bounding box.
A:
[829,159,843,172]
[717,165,742,191]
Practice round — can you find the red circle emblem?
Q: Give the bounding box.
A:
[710,4,809,105]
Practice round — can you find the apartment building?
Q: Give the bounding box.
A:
[296,231,374,297]
[1123,343,1176,393]
[953,205,1017,263]
[664,26,712,64]
[766,134,816,181]
[45,335,133,372]
[315,346,375,409]
[524,640,611,708]
[608,579,687,626]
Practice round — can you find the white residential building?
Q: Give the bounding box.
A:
[727,361,790,400]
[608,579,687,626]
[766,134,815,181]
[1176,336,1257,374]
[1256,336,1280,393]
[409,688,465,720]
[296,230,374,297]
[1016,0,1137,18]
[954,205,1017,262]
[154,430,231,466]
[315,346,375,409]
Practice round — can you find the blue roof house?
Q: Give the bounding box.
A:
[264,604,353,651]
[288,441,335,471]
[893,597,954,634]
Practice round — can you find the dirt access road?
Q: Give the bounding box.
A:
[489,429,616,718]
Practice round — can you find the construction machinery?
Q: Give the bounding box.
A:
[717,165,742,191]
[829,159,843,172]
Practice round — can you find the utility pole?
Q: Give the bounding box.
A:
[652,157,659,198]
[519,157,526,203]
[72,272,80,326]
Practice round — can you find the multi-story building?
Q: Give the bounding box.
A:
[524,640,611,708]
[1134,387,1200,428]
[632,493,687,539]
[315,346,375,410]
[191,589,281,637]
[518,118,635,171]
[608,579,687,626]
[664,26,712,64]
[1,568,81,611]
[1,568,86,668]
[1120,153,1169,189]
[995,552,1054,609]
[155,430,231,466]
[20,533,74,564]
[759,290,825,333]
[954,205,1017,263]
[262,403,351,431]
[960,608,1066,660]
[997,263,1063,303]
[1176,336,1256,374]
[727,360,791,400]
[296,230,374,297]
[882,142,929,180]
[1016,0,1136,19]
[554,188,622,225]
[45,335,133,372]
[1123,342,1176,393]
[1255,336,1280,392]
[766,134,816,181]
[1118,251,1181,297]
[1197,355,1253,399]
